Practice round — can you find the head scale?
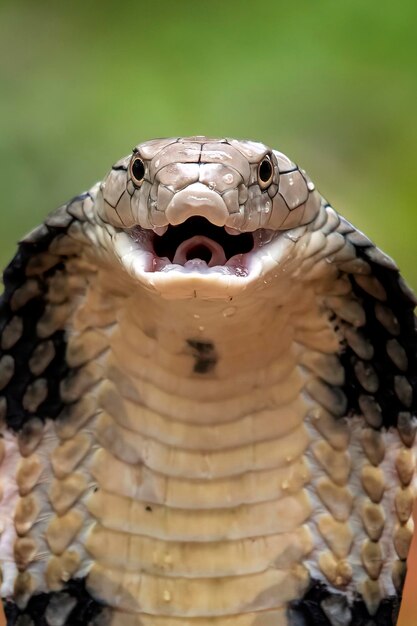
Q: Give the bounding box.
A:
[98,136,320,233]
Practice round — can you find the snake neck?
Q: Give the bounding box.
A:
[10,265,407,626]
[83,265,340,382]
[52,268,335,624]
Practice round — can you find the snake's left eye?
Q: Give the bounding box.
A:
[130,157,146,186]
[258,156,274,189]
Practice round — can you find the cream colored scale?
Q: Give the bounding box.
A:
[40,261,343,626]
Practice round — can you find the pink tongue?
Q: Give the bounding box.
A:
[173,236,227,267]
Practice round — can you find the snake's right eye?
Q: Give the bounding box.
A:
[257,156,274,189]
[130,157,146,186]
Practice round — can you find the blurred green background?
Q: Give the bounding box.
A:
[0,0,416,288]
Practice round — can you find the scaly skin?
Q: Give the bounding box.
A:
[0,137,416,626]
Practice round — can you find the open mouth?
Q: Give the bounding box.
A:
[154,217,253,265]
[128,216,273,277]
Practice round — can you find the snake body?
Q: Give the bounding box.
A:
[0,137,416,625]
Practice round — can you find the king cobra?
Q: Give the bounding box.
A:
[0,137,416,626]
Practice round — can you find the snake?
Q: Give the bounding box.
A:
[0,136,416,626]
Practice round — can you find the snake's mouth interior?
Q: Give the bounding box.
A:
[154,217,254,265]
[128,216,264,277]
[127,217,281,278]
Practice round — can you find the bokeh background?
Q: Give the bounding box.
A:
[0,0,416,624]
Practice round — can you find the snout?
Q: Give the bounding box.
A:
[165,183,231,226]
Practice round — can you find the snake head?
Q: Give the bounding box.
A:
[95,136,321,298]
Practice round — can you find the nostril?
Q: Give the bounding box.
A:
[186,245,212,263]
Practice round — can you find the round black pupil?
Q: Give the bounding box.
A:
[132,158,145,181]
[259,159,272,183]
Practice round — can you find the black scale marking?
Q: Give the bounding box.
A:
[186,339,217,374]
[0,197,87,432]
[290,580,400,625]
[339,247,417,430]
[0,202,106,626]
[4,578,106,626]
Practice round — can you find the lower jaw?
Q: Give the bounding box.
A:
[151,254,252,278]
[123,255,262,301]
[142,257,262,300]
